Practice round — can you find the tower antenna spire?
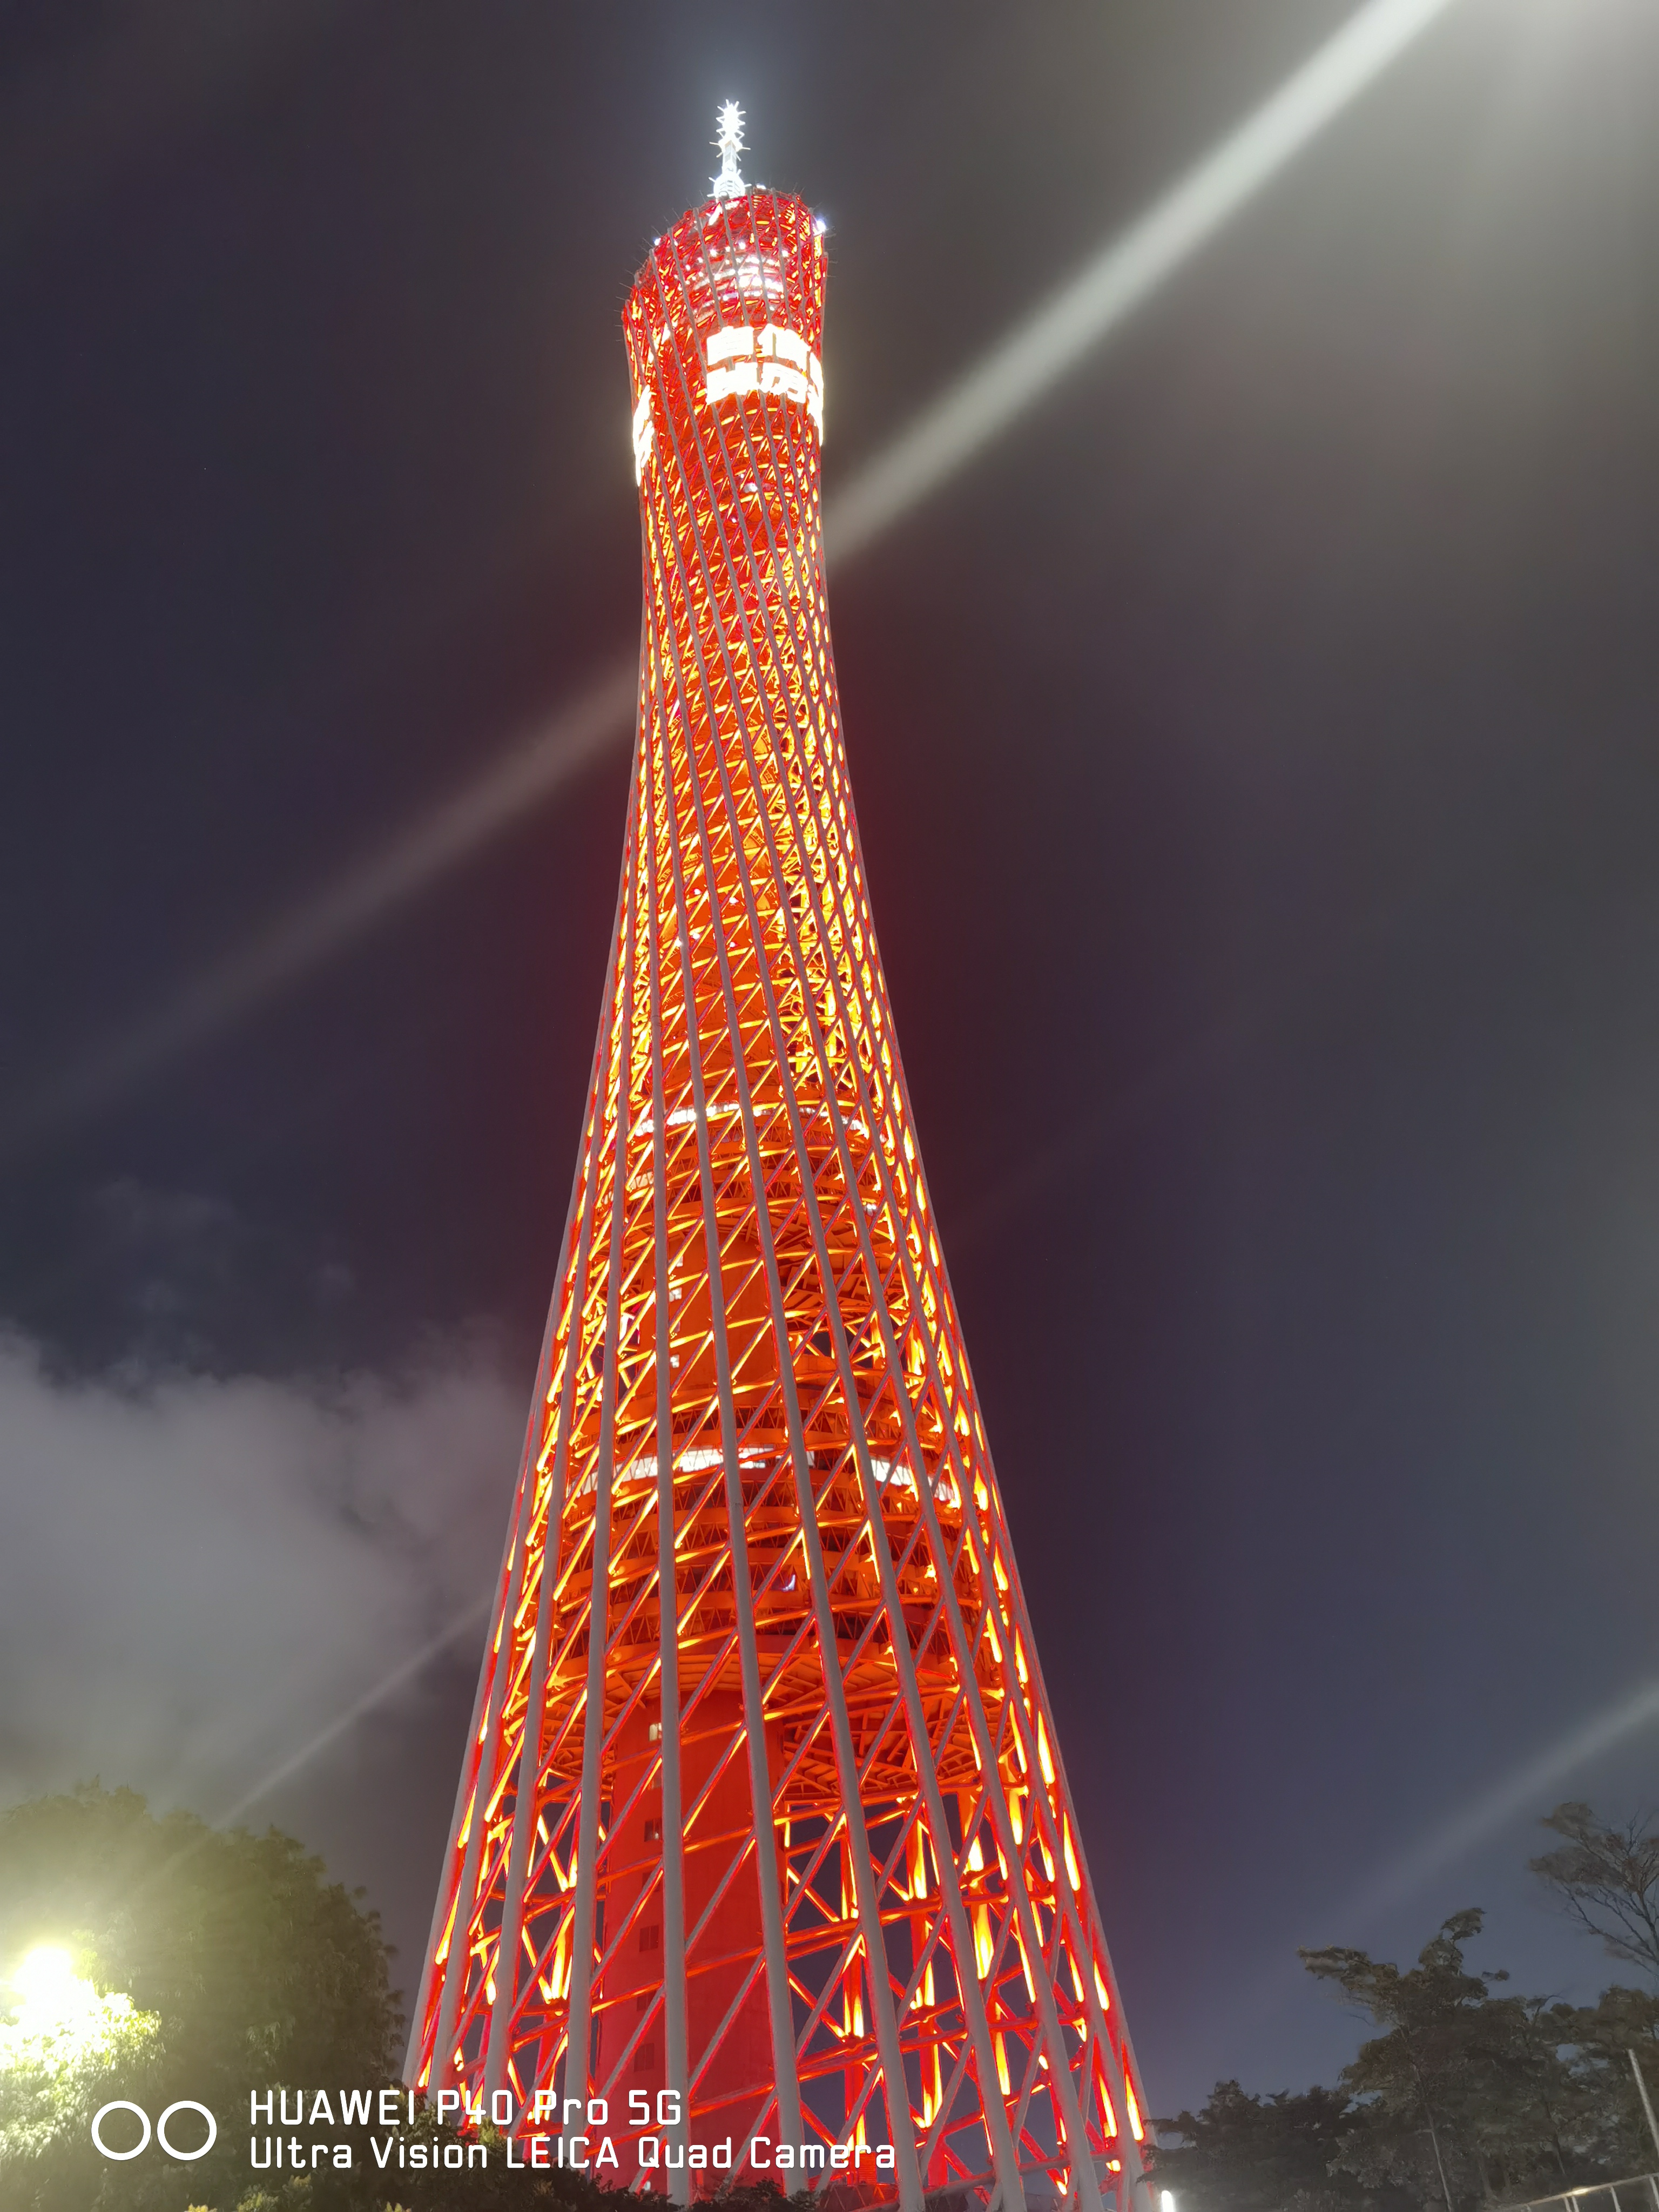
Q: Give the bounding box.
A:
[711,99,745,199]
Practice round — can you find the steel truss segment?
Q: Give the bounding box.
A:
[648,506,926,2193]
[655,380,1008,2212]
[658,666,806,2159]
[659,278,1057,2204]
[646,768,694,2204]
[558,813,640,2142]
[408,179,1150,2211]
[731,349,1147,2198]
[410,770,638,2100]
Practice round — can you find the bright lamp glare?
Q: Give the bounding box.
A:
[2,1947,151,2075]
[14,1946,76,2004]
[10,1945,98,2030]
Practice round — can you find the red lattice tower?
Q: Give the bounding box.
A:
[407,111,1152,2212]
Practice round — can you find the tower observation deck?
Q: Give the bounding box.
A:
[407,111,1152,2212]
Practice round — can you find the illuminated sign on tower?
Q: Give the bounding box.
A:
[408,106,1151,2212]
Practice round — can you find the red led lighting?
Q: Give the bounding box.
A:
[406,176,1149,2212]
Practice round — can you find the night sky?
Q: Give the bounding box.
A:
[3,0,1658,2121]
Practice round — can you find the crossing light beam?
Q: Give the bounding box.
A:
[826,0,1460,561]
[2,0,1461,1150]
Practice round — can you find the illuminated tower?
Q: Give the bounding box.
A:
[408,107,1151,2212]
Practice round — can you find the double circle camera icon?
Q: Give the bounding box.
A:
[91,2100,217,2161]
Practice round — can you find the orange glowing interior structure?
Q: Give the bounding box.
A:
[407,130,1151,2212]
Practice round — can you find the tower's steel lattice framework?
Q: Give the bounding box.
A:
[409,123,1151,2212]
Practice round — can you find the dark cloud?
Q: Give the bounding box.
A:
[0,1309,522,1826]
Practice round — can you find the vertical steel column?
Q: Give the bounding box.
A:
[990,1562,1152,2197]
[669,725,916,2206]
[480,854,631,2101]
[686,601,1026,2209]
[635,376,896,2163]
[645,275,922,2205]
[418,800,636,2103]
[654,642,804,2162]
[731,377,1115,2211]
[665,254,1121,2206]
[665,312,1027,2201]
[420,1406,544,2098]
[767,816,1108,2212]
[405,1478,521,2087]
[645,720,692,2201]
[561,844,639,2151]
[663,429,1016,2198]
[775,831,1117,2206]
[841,799,1148,2190]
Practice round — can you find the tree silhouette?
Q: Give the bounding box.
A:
[1532,1804,1659,1984]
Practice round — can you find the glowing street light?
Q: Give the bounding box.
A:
[2,1943,142,2069]
[13,1945,76,2001]
[4,1944,154,2078]
[11,1945,93,2027]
